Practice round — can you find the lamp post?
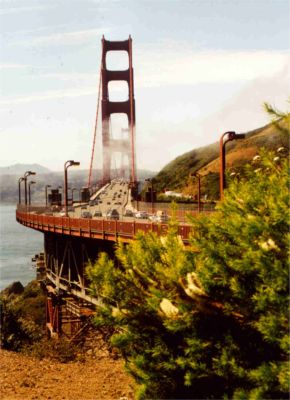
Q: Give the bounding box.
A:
[64,160,80,216]
[45,185,51,207]
[220,131,245,199]
[18,177,24,204]
[24,171,36,205]
[28,181,36,205]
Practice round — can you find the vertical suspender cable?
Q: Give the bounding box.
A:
[87,65,102,188]
[128,36,136,183]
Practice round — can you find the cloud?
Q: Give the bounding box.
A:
[0,87,97,106]
[135,46,289,88]
[0,4,53,16]
[0,63,49,70]
[12,28,110,47]
[0,63,30,70]
[39,72,97,82]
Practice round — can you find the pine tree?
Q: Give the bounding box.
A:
[87,107,289,399]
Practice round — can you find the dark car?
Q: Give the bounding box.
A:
[124,209,134,217]
[93,210,102,217]
[106,209,119,220]
[81,211,92,219]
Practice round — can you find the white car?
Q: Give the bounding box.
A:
[135,211,148,219]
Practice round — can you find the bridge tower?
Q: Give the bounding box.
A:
[101,36,136,184]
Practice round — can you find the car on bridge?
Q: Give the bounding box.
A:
[156,210,169,223]
[106,209,119,220]
[135,211,148,219]
[124,209,134,217]
[81,211,92,219]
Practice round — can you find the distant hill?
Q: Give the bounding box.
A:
[0,164,51,175]
[153,121,288,200]
[0,168,156,203]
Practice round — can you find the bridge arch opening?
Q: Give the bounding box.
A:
[108,81,129,102]
[106,50,129,71]
[109,113,129,140]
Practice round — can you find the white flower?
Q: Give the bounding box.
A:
[273,156,280,162]
[277,147,286,153]
[253,155,261,161]
[259,238,279,251]
[184,272,206,298]
[160,298,179,318]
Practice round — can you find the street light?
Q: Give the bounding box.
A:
[28,181,36,205]
[220,131,245,199]
[24,171,36,205]
[64,160,80,216]
[45,185,51,207]
[18,177,24,204]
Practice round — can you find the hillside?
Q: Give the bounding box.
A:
[0,163,51,175]
[153,121,288,200]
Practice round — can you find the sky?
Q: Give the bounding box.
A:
[0,0,289,174]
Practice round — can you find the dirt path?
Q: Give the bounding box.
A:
[0,349,135,400]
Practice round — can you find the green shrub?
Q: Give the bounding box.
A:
[87,104,289,399]
[0,280,45,351]
[24,337,80,363]
[87,148,289,399]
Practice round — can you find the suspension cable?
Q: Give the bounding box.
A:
[129,37,136,183]
[87,65,102,188]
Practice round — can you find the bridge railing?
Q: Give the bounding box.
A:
[16,210,193,244]
[133,201,216,222]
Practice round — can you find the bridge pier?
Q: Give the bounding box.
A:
[43,233,115,339]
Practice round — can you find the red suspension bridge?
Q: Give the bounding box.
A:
[16,36,238,340]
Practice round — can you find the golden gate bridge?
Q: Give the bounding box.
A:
[16,36,242,340]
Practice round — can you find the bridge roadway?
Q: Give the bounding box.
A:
[16,180,195,245]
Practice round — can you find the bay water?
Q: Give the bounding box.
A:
[0,204,43,291]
